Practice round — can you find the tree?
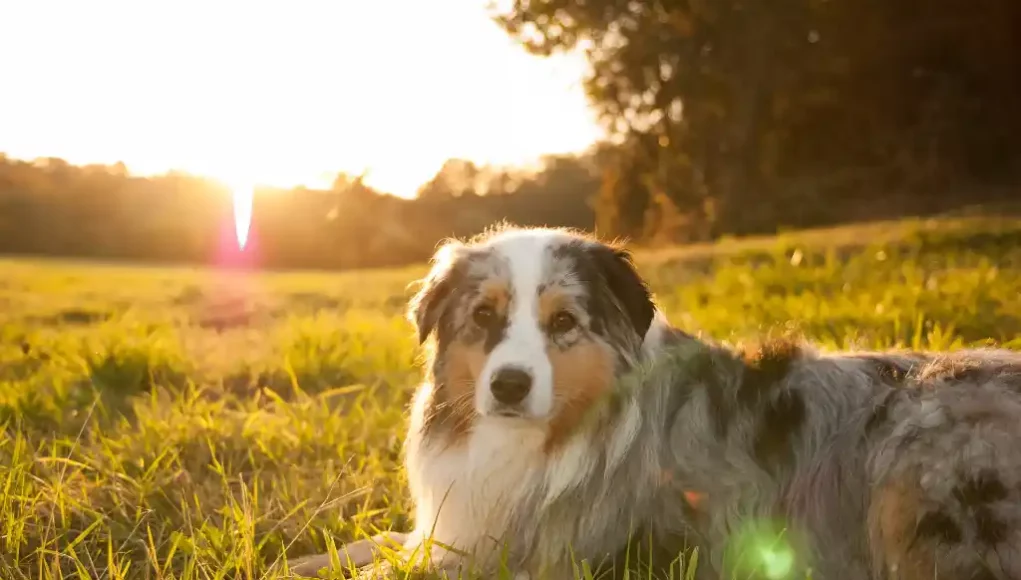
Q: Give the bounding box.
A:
[493,0,1021,240]
[417,159,484,199]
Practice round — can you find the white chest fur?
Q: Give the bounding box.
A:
[405,418,546,559]
[401,384,643,573]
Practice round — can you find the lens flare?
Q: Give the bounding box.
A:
[723,519,802,579]
[231,182,254,250]
[757,544,795,579]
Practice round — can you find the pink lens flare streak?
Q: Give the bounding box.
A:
[232,186,253,251]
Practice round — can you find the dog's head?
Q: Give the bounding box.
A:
[408,224,657,439]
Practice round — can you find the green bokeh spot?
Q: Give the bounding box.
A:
[757,543,795,579]
[723,517,804,580]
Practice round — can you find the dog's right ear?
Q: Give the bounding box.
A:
[407,240,465,344]
[586,241,656,340]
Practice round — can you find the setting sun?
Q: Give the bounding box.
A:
[0,0,603,198]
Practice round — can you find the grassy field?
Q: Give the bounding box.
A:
[1,215,1020,579]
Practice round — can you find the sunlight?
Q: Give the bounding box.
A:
[228,178,254,251]
[0,1,602,199]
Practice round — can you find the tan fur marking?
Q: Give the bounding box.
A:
[437,341,488,439]
[537,286,573,324]
[739,336,802,369]
[544,339,616,452]
[867,471,940,580]
[478,278,511,315]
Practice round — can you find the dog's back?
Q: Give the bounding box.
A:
[864,350,1021,580]
[656,340,1021,580]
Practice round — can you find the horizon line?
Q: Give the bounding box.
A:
[0,144,607,198]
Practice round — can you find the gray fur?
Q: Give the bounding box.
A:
[461,331,1021,579]
[293,226,1021,580]
[646,339,1021,579]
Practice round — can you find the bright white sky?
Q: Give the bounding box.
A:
[0,0,602,198]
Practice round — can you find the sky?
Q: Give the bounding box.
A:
[0,0,603,198]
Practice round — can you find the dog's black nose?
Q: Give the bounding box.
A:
[490,367,532,405]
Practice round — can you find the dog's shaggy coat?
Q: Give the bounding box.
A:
[291,225,1021,580]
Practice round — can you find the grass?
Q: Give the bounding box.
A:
[0,214,1020,579]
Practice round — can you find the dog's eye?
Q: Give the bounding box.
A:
[549,311,578,334]
[472,304,496,327]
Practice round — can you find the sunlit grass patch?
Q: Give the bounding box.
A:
[0,214,1018,578]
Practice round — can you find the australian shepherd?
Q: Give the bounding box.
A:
[291,224,1021,580]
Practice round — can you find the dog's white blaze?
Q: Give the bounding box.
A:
[477,231,559,417]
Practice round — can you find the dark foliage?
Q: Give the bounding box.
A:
[496,0,1021,242]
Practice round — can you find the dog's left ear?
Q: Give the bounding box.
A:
[407,240,465,344]
[587,241,656,339]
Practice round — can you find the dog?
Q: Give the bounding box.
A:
[291,224,1021,579]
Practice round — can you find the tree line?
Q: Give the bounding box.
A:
[0,153,602,269]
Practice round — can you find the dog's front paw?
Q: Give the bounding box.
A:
[289,532,409,578]
[288,553,337,578]
[351,559,397,580]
